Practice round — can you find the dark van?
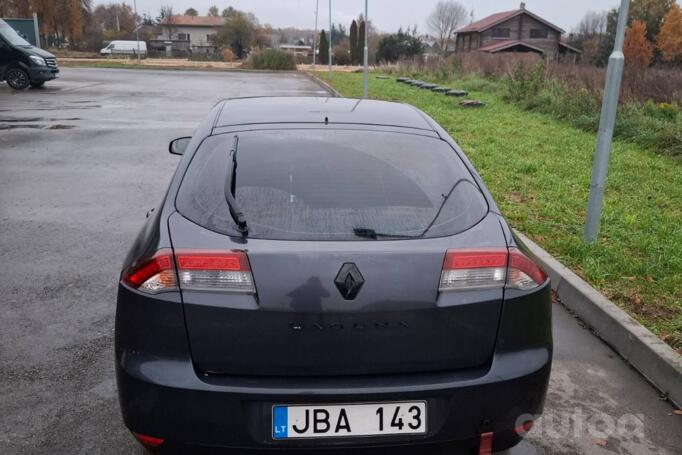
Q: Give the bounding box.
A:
[0,19,58,90]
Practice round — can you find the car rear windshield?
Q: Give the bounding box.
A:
[176,129,488,240]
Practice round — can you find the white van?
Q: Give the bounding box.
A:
[100,41,147,57]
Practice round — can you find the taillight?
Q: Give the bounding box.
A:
[174,250,255,293]
[121,248,177,293]
[121,249,255,294]
[507,247,547,290]
[439,248,546,292]
[439,249,508,291]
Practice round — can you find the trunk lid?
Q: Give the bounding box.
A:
[169,212,505,376]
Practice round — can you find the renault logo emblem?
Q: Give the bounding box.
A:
[334,263,364,300]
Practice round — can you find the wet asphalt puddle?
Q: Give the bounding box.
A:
[0,116,82,130]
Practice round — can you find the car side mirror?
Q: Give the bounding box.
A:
[169,137,191,155]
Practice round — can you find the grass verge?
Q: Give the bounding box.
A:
[319,71,682,349]
[58,60,242,72]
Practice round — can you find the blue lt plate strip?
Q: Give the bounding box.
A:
[272,406,288,439]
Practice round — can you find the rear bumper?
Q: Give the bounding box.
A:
[116,348,550,451]
[115,280,552,451]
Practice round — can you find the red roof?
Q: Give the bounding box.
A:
[457,10,517,33]
[457,8,564,34]
[159,15,225,27]
[477,40,544,53]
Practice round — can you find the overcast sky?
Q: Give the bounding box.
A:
[112,1,634,33]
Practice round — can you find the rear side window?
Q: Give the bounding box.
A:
[176,130,488,240]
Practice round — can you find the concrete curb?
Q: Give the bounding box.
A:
[302,71,342,97]
[516,231,682,408]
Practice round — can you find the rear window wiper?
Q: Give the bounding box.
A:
[352,228,419,240]
[224,135,248,235]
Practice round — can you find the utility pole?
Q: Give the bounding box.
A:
[362,0,369,98]
[133,0,140,62]
[312,0,319,70]
[328,0,332,78]
[583,0,630,243]
[32,13,40,48]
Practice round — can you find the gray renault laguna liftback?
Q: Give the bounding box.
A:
[115,97,551,454]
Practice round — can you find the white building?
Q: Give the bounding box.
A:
[153,15,225,55]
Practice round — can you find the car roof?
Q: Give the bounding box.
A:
[213,97,436,132]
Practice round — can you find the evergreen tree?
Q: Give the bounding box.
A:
[596,8,619,66]
[358,21,366,64]
[319,30,330,65]
[376,28,425,63]
[350,20,359,65]
[330,23,347,45]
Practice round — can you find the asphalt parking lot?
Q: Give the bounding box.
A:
[0,68,680,454]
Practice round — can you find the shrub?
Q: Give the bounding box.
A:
[504,61,548,104]
[245,49,296,70]
[643,100,679,121]
[375,53,682,156]
[333,45,352,66]
[572,113,600,132]
[220,48,236,61]
[499,61,681,155]
[616,104,682,154]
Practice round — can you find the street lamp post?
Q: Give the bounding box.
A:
[133,0,140,62]
[328,0,332,78]
[312,0,319,70]
[583,0,630,243]
[362,0,369,98]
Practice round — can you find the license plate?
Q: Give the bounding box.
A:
[272,401,427,439]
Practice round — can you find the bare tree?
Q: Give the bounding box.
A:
[570,10,609,63]
[0,0,29,17]
[577,11,607,38]
[158,5,175,39]
[427,0,467,56]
